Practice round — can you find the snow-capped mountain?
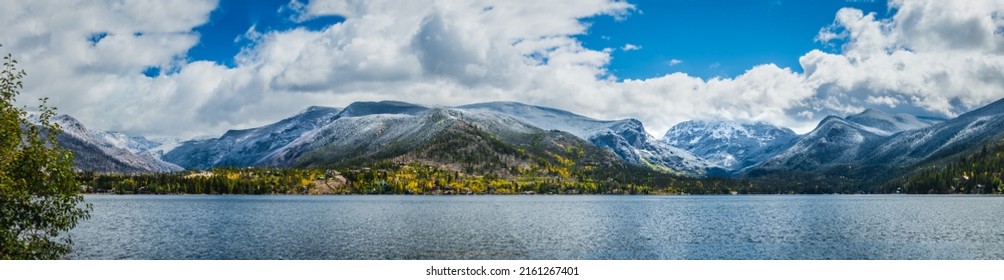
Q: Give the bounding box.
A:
[167,100,547,168]
[752,107,954,175]
[42,114,183,173]
[457,102,713,176]
[163,100,632,176]
[755,115,886,173]
[156,97,1004,182]
[162,105,342,169]
[165,101,448,169]
[662,120,798,173]
[867,98,1004,165]
[262,107,544,167]
[162,101,709,176]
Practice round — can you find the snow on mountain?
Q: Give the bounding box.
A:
[162,105,343,169]
[457,102,615,137]
[261,108,530,166]
[26,96,1004,179]
[457,102,713,176]
[164,100,710,175]
[844,109,941,136]
[867,98,1004,165]
[752,104,983,175]
[755,116,884,173]
[250,105,643,183]
[93,131,183,157]
[144,137,183,156]
[95,131,154,153]
[263,113,430,167]
[128,96,1004,179]
[42,114,183,173]
[663,120,798,173]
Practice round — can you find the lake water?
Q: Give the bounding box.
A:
[67,195,1004,259]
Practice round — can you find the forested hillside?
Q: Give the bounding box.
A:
[884,139,1004,194]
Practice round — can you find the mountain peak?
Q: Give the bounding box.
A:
[665,120,795,141]
[47,114,92,139]
[663,119,798,172]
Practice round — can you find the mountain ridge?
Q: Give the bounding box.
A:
[747,100,1004,188]
[41,114,182,173]
[46,97,1004,193]
[457,101,713,176]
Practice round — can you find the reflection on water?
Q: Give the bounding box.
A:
[68,195,1004,259]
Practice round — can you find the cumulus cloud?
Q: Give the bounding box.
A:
[667,59,683,66]
[804,0,1004,119]
[0,0,218,137]
[617,64,816,133]
[2,0,1004,140]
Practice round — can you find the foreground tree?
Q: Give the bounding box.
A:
[0,46,90,259]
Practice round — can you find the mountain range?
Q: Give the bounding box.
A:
[42,114,181,173]
[49,98,1004,189]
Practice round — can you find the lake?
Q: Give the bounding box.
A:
[67,195,1004,259]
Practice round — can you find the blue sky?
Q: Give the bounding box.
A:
[579,0,889,79]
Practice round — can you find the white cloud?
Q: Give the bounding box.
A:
[667,59,682,66]
[805,0,1004,119]
[621,43,641,51]
[3,0,1004,140]
[0,0,218,137]
[616,64,817,134]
